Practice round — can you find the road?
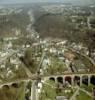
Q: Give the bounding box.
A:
[31,51,45,100]
[87,17,91,29]
[18,57,33,78]
[0,45,45,100]
[27,10,39,40]
[0,47,33,78]
[70,87,79,100]
[0,72,94,100]
[70,87,92,100]
[31,80,37,100]
[0,47,94,100]
[28,10,35,24]
[37,51,45,74]
[79,88,92,97]
[65,61,72,73]
[0,49,18,64]
[0,46,27,64]
[70,48,95,66]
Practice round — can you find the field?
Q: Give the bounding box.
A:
[0,82,26,100]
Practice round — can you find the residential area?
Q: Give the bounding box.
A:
[0,1,95,100]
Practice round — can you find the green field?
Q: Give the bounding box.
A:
[76,90,92,100]
[39,80,75,100]
[0,82,26,100]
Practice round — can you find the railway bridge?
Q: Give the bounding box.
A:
[43,73,95,86]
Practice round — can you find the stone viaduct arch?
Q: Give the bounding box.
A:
[90,75,95,85]
[46,74,95,86]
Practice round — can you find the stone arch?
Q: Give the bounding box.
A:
[3,85,9,89]
[11,83,19,88]
[74,76,80,86]
[49,77,55,82]
[57,77,63,84]
[82,75,89,85]
[65,76,72,85]
[90,75,95,85]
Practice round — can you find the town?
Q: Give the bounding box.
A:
[0,1,95,100]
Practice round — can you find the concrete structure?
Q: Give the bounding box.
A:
[44,73,95,86]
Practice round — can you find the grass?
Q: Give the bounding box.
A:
[0,82,26,100]
[39,80,75,100]
[76,90,92,100]
[16,82,26,100]
[46,56,67,75]
[75,53,93,71]
[40,80,56,100]
[57,87,75,99]
[81,84,94,93]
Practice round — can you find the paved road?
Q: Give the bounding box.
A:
[31,80,37,100]
[0,48,33,78]
[28,10,35,24]
[70,87,79,100]
[65,61,72,73]
[0,49,18,64]
[70,86,92,100]
[87,17,91,29]
[33,51,45,100]
[27,10,39,40]
[18,57,33,78]
[0,47,27,64]
[70,48,95,66]
[31,51,45,100]
[79,88,92,97]
[0,47,94,100]
[0,47,45,100]
[37,51,45,74]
